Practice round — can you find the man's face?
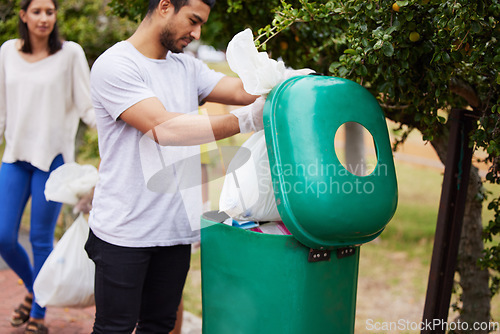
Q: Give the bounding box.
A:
[160,0,210,53]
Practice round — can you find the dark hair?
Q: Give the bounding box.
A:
[18,0,62,55]
[147,0,216,15]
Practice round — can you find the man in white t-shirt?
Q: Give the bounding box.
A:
[86,0,309,332]
[85,0,268,333]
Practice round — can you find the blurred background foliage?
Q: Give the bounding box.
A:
[0,0,136,65]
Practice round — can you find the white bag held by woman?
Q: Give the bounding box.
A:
[33,213,95,308]
[44,162,98,205]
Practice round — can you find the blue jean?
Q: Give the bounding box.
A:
[0,155,64,319]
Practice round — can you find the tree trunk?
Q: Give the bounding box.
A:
[456,165,491,333]
[344,122,366,175]
[431,134,491,333]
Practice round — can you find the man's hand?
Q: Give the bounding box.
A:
[230,96,266,133]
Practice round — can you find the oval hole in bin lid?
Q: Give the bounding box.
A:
[263,75,398,249]
[334,122,378,177]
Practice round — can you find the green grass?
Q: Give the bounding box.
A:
[359,161,440,261]
[379,202,437,261]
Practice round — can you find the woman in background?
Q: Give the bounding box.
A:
[0,0,95,333]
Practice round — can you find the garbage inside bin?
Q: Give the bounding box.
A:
[222,217,290,235]
[219,130,280,222]
[250,221,291,235]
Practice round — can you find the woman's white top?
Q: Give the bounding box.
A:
[0,39,95,171]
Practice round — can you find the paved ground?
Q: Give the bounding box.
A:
[0,232,95,334]
[0,229,202,334]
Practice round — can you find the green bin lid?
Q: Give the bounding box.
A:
[263,75,398,249]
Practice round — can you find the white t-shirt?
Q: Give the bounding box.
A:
[89,41,224,247]
[0,39,95,171]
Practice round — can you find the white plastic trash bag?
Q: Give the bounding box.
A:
[226,29,286,96]
[219,131,280,221]
[33,213,95,308]
[44,162,98,205]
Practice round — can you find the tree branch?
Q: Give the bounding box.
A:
[450,77,481,109]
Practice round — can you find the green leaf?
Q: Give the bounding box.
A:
[344,49,356,54]
[358,65,368,76]
[386,25,398,35]
[374,40,384,50]
[438,29,448,38]
[471,21,481,33]
[441,52,450,63]
[338,66,349,77]
[382,42,394,57]
[328,62,342,71]
[378,82,392,93]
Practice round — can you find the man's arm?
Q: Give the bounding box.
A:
[119,97,242,146]
[119,75,264,146]
[204,76,258,105]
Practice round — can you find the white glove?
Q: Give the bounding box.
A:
[230,96,266,133]
[283,68,316,81]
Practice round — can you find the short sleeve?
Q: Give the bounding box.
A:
[193,58,225,103]
[90,46,156,121]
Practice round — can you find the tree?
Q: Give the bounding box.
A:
[110,0,500,331]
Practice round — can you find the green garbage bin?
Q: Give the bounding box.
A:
[201,76,398,334]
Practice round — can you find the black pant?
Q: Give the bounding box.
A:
[85,229,191,334]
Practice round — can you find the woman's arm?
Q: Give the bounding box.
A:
[71,42,96,128]
[0,44,7,143]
